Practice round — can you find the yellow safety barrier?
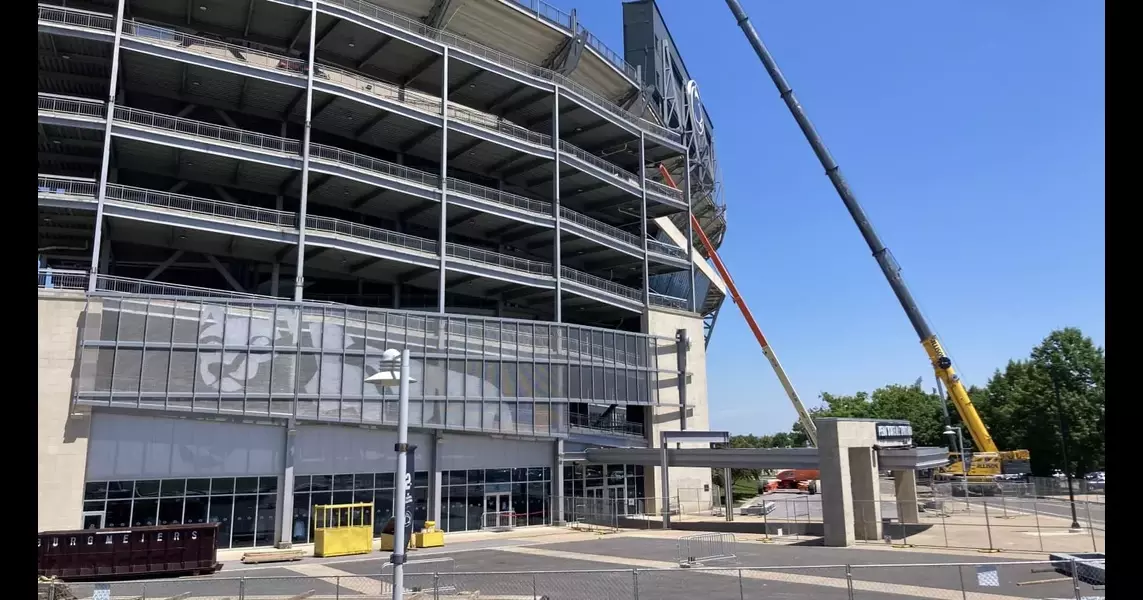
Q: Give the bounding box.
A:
[415,520,445,548]
[312,502,373,558]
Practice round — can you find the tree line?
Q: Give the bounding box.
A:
[727,327,1105,478]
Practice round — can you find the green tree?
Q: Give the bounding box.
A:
[791,382,949,447]
[974,328,1105,475]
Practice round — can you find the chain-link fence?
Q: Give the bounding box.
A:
[37,558,1105,599]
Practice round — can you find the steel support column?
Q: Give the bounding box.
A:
[437,48,450,314]
[552,439,565,524]
[684,152,695,311]
[87,0,126,292]
[430,430,443,526]
[293,1,318,302]
[551,88,563,322]
[277,417,298,548]
[639,132,650,309]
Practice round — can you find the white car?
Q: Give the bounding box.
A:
[741,501,777,516]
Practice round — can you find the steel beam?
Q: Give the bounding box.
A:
[294,1,318,302]
[87,0,126,292]
[437,47,450,314]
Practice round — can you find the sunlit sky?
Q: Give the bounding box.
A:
[546,0,1105,434]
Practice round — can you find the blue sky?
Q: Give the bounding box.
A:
[547,0,1105,434]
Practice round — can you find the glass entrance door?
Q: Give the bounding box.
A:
[484,492,512,528]
[607,485,627,516]
[81,511,105,530]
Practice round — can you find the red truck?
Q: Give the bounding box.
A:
[764,469,820,494]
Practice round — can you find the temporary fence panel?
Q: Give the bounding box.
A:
[676,532,738,567]
[312,502,373,557]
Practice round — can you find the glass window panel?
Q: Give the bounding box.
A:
[107,481,133,499]
[483,402,500,431]
[373,489,393,536]
[465,361,482,398]
[517,403,534,433]
[413,487,427,523]
[466,485,483,531]
[353,489,374,504]
[231,495,258,548]
[466,469,484,484]
[511,468,528,483]
[446,470,466,486]
[501,363,518,397]
[211,478,235,495]
[209,495,234,548]
[446,401,464,428]
[527,482,546,526]
[413,471,428,487]
[484,362,500,398]
[424,359,446,397]
[185,478,210,496]
[354,473,375,490]
[332,491,353,505]
[464,402,481,429]
[134,480,160,499]
[84,482,108,501]
[375,473,394,489]
[487,469,510,484]
[160,479,185,497]
[105,500,132,528]
[158,497,184,525]
[310,475,332,492]
[517,364,533,398]
[258,477,278,494]
[131,499,158,526]
[183,496,208,524]
[83,501,104,513]
[501,402,517,433]
[235,477,260,495]
[255,494,277,547]
[425,400,444,426]
[333,475,354,491]
[291,493,310,544]
[527,468,545,481]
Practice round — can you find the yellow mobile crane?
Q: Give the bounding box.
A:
[722,0,1030,479]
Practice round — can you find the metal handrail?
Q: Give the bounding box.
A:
[446,244,553,276]
[649,293,689,311]
[506,0,640,83]
[37,268,88,291]
[37,94,105,118]
[447,178,551,215]
[569,411,645,436]
[94,274,282,300]
[447,104,551,147]
[318,0,681,145]
[37,175,98,198]
[37,3,113,31]
[647,238,687,260]
[106,184,297,228]
[307,143,441,188]
[122,20,308,73]
[560,207,640,248]
[306,214,438,254]
[645,178,685,202]
[559,141,640,188]
[575,25,641,83]
[560,267,641,301]
[113,104,302,154]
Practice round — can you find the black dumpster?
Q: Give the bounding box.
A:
[38,523,223,581]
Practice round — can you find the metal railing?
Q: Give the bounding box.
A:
[37,559,1103,600]
[560,207,640,248]
[561,267,641,302]
[113,104,302,154]
[318,0,681,145]
[576,25,641,83]
[676,532,738,567]
[649,293,689,311]
[37,93,105,118]
[647,238,687,260]
[37,3,113,31]
[646,177,685,202]
[447,244,553,276]
[569,412,644,437]
[94,275,281,300]
[447,103,551,147]
[307,143,440,188]
[447,177,551,215]
[559,140,640,188]
[122,20,307,73]
[505,0,641,82]
[37,175,98,198]
[306,214,438,254]
[37,268,87,290]
[107,184,298,228]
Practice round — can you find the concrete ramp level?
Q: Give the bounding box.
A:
[584,446,949,471]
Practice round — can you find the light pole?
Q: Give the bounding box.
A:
[365,348,416,600]
[1049,373,1083,532]
[943,425,970,510]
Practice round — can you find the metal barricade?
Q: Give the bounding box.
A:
[675,532,738,567]
[481,510,517,531]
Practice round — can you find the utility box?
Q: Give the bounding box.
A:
[313,503,373,558]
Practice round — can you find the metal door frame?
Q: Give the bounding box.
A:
[81,510,105,529]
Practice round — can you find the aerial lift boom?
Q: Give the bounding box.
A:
[722,0,1029,475]
[656,165,818,447]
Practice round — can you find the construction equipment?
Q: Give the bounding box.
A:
[722,0,1030,479]
[655,165,818,448]
[764,469,820,494]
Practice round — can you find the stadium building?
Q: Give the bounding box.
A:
[37,0,728,549]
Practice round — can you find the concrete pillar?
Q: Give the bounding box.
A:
[429,431,443,526]
[849,447,881,540]
[893,469,920,524]
[552,439,565,524]
[817,422,855,547]
[277,419,298,548]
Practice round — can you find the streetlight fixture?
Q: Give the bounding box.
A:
[365,348,417,600]
[943,425,970,510]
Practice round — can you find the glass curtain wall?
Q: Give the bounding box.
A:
[440,467,552,532]
[82,476,279,549]
[290,471,429,545]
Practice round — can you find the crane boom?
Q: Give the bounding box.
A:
[723,0,1000,454]
[656,164,818,447]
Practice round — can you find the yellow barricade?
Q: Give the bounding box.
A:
[313,502,373,558]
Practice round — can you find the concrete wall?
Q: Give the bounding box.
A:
[38,290,90,532]
[642,308,712,512]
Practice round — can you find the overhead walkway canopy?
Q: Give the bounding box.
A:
[583,446,950,471]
